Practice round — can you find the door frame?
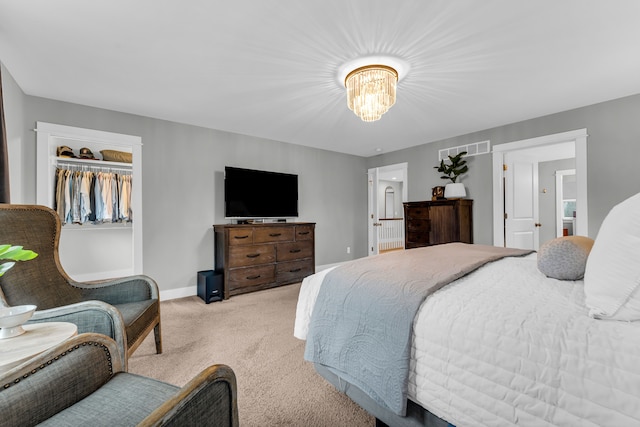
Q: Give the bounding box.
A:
[367,162,408,256]
[555,169,576,237]
[492,129,588,247]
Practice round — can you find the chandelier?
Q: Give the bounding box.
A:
[345,64,398,122]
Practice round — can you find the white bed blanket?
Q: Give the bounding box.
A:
[295,254,640,426]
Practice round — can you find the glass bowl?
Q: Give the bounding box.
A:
[0,305,37,339]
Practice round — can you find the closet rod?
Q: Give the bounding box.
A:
[56,163,132,174]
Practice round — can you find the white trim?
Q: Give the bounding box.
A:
[161,262,347,301]
[555,169,576,237]
[492,129,588,246]
[161,285,197,301]
[492,129,586,153]
[36,122,144,275]
[35,122,142,147]
[439,140,490,161]
[68,269,135,283]
[368,162,408,256]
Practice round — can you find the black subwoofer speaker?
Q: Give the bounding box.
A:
[197,270,223,303]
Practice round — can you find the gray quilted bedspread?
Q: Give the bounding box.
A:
[304,243,532,416]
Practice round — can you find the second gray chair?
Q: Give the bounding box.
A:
[0,333,238,427]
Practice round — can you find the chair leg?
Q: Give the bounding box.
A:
[154,322,163,354]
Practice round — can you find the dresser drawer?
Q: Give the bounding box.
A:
[254,227,294,243]
[277,240,313,262]
[407,231,430,245]
[228,244,276,267]
[276,259,314,284]
[407,219,430,232]
[228,264,275,289]
[214,222,316,299]
[228,228,254,246]
[295,225,314,241]
[406,207,429,219]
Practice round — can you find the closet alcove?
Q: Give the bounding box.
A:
[35,122,143,281]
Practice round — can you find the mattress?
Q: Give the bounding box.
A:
[295,254,640,426]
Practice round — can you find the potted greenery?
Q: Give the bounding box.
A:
[434,151,468,199]
[0,244,38,276]
[0,245,38,338]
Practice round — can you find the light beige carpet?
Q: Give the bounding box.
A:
[129,282,374,426]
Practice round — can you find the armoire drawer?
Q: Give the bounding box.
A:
[407,219,430,232]
[228,264,275,289]
[407,231,430,245]
[228,244,276,268]
[406,207,429,219]
[277,240,313,262]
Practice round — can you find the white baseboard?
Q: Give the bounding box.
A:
[69,269,134,283]
[159,262,349,301]
[160,285,197,301]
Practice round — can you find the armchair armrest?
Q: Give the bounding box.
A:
[72,274,160,305]
[0,333,124,427]
[27,301,128,368]
[139,364,239,427]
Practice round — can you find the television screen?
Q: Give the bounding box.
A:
[225,167,298,218]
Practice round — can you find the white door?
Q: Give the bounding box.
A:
[367,168,380,256]
[504,153,540,250]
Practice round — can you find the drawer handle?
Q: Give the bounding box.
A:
[269,233,282,237]
[234,235,250,239]
[246,274,261,280]
[289,249,301,253]
[289,268,302,273]
[298,231,310,235]
[246,253,261,258]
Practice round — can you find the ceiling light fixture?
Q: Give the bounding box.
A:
[345,64,398,122]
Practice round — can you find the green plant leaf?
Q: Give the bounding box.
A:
[0,262,16,277]
[0,245,38,276]
[0,246,38,261]
[435,151,469,182]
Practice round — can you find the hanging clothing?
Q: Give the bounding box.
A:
[53,167,132,225]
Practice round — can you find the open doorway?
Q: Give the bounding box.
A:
[368,163,408,256]
[492,129,588,250]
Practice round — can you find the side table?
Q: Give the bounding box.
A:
[0,322,78,374]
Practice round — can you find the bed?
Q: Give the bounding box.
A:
[294,193,640,427]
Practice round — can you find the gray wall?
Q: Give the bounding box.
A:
[2,63,368,294]
[5,57,640,293]
[367,93,640,244]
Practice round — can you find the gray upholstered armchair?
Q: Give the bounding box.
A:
[0,333,238,426]
[0,204,161,368]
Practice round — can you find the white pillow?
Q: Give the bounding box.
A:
[584,192,640,320]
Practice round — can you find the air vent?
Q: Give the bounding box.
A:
[439,140,490,161]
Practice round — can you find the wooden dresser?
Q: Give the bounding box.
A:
[403,200,473,249]
[213,222,315,298]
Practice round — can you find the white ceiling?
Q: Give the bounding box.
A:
[1,1,640,158]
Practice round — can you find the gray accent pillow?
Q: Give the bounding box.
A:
[537,236,595,280]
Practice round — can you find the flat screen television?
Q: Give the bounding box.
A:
[224,166,299,219]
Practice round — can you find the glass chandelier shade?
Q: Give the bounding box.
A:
[345,65,398,122]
